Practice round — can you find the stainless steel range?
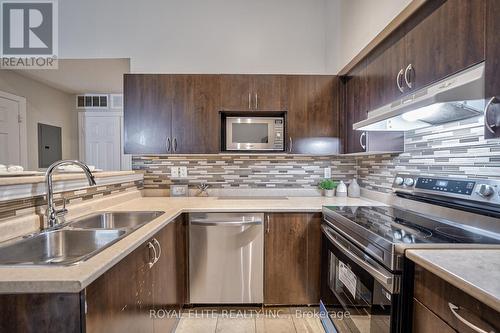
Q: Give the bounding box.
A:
[320,174,500,333]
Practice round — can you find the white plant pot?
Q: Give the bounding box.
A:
[324,189,335,197]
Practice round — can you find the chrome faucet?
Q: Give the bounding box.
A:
[45,160,96,229]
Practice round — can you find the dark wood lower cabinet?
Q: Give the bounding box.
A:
[264,213,321,305]
[0,216,187,333]
[413,263,499,333]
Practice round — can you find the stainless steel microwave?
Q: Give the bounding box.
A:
[225,117,284,151]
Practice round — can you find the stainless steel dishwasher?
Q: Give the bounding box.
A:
[189,212,263,304]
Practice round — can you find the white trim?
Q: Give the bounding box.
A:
[0,90,28,169]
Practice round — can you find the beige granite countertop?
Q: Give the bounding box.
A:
[406,249,500,313]
[0,195,380,294]
[0,171,137,186]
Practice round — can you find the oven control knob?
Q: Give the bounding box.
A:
[394,177,404,186]
[404,178,415,187]
[477,184,495,198]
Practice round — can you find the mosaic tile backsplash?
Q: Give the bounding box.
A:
[357,116,500,193]
[133,155,358,189]
[133,116,500,195]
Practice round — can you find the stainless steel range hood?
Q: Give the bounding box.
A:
[354,62,485,131]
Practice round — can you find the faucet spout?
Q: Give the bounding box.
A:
[45,160,96,229]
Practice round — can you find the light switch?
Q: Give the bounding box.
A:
[324,167,331,179]
[171,166,179,178]
[179,167,188,178]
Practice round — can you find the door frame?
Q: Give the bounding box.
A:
[0,90,28,168]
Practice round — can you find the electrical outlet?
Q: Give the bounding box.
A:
[171,166,179,178]
[324,167,331,179]
[179,166,188,178]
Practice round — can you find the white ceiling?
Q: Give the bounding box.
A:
[14,58,130,94]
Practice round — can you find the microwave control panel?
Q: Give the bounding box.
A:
[273,119,284,149]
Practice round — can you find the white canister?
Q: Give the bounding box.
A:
[348,178,361,198]
[336,180,347,197]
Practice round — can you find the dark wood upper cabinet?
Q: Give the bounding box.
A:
[264,213,321,305]
[405,0,486,91]
[287,75,340,153]
[485,0,500,138]
[344,62,368,154]
[171,75,221,153]
[124,74,172,154]
[251,75,287,110]
[219,75,252,110]
[366,37,407,110]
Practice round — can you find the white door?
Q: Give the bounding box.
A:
[0,96,21,166]
[81,114,121,171]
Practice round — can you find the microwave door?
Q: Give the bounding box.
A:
[226,118,275,150]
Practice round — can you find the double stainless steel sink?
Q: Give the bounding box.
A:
[0,211,164,266]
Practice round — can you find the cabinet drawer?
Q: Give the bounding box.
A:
[414,264,499,332]
[413,298,455,333]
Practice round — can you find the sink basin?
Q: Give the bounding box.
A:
[68,211,164,230]
[0,229,126,265]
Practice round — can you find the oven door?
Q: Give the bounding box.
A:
[226,117,283,150]
[320,224,401,333]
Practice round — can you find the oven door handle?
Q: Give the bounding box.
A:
[322,225,397,293]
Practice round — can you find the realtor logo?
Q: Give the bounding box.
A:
[0,0,58,69]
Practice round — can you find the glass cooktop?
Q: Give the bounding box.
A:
[323,205,500,245]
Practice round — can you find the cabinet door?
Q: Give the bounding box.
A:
[219,75,252,110]
[413,299,456,333]
[287,76,340,153]
[85,239,155,333]
[251,75,287,110]
[485,0,500,138]
[124,75,172,154]
[171,75,221,153]
[406,0,485,91]
[152,215,186,333]
[264,213,321,305]
[344,62,368,154]
[366,37,407,110]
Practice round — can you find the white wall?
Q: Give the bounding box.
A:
[0,71,78,170]
[59,0,329,74]
[327,0,412,73]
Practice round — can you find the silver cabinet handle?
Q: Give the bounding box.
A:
[255,93,258,109]
[448,302,495,333]
[359,132,366,151]
[173,138,178,152]
[397,68,405,93]
[484,97,499,134]
[248,93,251,109]
[404,64,413,89]
[266,214,270,233]
[166,138,171,152]
[322,225,396,292]
[147,241,157,268]
[289,137,293,153]
[152,238,161,263]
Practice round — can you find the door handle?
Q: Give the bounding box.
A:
[248,93,252,109]
[173,138,178,152]
[484,97,499,134]
[190,220,262,226]
[152,238,161,263]
[147,241,157,268]
[289,137,293,153]
[396,68,405,93]
[266,214,270,233]
[166,138,171,152]
[404,64,413,89]
[255,93,258,109]
[359,132,366,151]
[448,302,495,333]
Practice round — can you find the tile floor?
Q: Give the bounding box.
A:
[174,307,325,333]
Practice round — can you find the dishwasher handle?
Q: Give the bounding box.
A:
[190,220,262,227]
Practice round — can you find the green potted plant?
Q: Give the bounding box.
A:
[318,179,338,197]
